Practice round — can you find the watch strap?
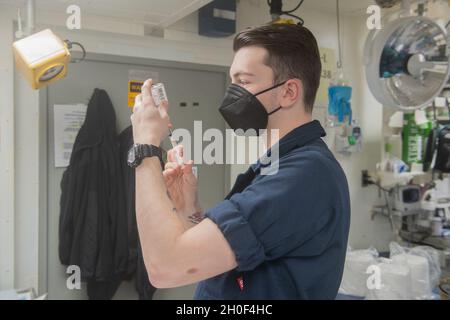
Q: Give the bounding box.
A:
[140,144,163,162]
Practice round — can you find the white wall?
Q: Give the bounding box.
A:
[0,5,16,290]
[1,0,426,293]
[14,71,40,291]
[338,14,394,251]
[0,4,42,292]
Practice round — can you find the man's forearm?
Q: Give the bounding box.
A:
[135,156,186,269]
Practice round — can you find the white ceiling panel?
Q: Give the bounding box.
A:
[0,0,214,27]
[0,0,385,27]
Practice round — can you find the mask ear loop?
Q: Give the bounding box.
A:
[254,80,288,116]
[268,106,282,115]
[253,80,288,97]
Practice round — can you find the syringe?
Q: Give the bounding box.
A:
[168,128,184,165]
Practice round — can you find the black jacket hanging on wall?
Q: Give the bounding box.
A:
[59,88,128,299]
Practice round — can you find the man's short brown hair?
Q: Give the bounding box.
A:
[233,24,322,113]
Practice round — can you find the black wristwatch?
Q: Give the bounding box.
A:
[127,143,163,168]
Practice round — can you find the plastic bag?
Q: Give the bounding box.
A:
[366,257,412,300]
[340,243,441,299]
[389,242,441,299]
[409,246,441,288]
[339,246,379,297]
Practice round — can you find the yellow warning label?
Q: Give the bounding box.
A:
[128,69,159,108]
[128,80,144,108]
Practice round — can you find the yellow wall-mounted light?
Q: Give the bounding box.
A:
[13,29,71,90]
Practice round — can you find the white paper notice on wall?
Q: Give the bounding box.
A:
[53,104,87,167]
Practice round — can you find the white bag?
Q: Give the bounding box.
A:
[389,242,441,299]
[339,247,379,297]
[366,257,412,300]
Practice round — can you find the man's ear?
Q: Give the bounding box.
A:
[281,79,303,108]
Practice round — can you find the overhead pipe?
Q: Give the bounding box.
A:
[26,0,35,35]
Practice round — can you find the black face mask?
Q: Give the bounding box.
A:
[219,81,287,135]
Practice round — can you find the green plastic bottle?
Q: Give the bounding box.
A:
[402,112,434,168]
[402,113,422,166]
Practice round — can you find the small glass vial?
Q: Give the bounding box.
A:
[151,83,168,106]
[150,83,183,165]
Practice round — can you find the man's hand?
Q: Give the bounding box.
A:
[163,145,202,222]
[131,79,170,146]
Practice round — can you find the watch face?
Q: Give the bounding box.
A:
[127,145,139,167]
[127,144,161,168]
[127,147,135,164]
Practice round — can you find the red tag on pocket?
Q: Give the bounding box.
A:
[236,276,244,291]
